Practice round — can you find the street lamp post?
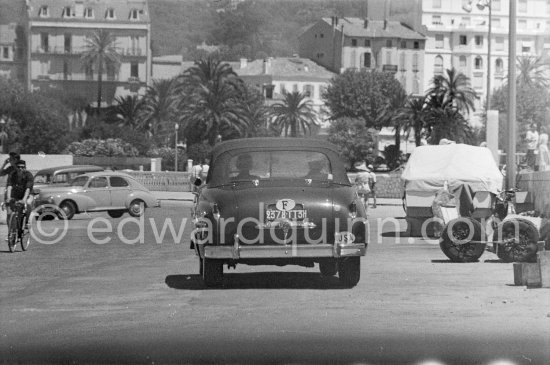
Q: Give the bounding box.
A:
[506,0,517,189]
[463,0,492,111]
[175,123,179,172]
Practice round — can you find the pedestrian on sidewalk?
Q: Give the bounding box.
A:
[525,123,539,170]
[367,164,377,208]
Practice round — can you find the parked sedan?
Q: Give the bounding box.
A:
[33,171,160,219]
[191,138,368,287]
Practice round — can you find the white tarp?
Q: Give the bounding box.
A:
[401,144,503,194]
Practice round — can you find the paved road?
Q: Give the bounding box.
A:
[1,202,549,364]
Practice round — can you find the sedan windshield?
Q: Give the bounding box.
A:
[70,176,89,187]
[34,174,51,184]
[220,151,332,183]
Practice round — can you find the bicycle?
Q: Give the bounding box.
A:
[7,200,30,253]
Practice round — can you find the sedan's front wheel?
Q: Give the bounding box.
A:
[128,199,145,217]
[58,201,76,220]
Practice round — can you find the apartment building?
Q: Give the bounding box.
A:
[26,0,151,106]
[0,0,28,84]
[417,0,550,112]
[298,17,426,95]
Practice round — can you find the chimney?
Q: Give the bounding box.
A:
[240,58,247,69]
[263,58,272,74]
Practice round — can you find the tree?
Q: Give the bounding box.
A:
[426,68,478,115]
[323,69,405,129]
[108,95,144,130]
[379,87,408,148]
[397,95,427,146]
[179,57,249,144]
[425,104,474,145]
[516,55,549,89]
[81,29,121,114]
[270,91,317,137]
[140,78,179,145]
[327,117,376,168]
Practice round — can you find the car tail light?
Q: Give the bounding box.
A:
[349,201,357,219]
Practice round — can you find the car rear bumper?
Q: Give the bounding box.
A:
[202,241,367,260]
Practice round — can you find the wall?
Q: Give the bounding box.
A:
[0,154,72,171]
[348,171,405,199]
[516,171,550,216]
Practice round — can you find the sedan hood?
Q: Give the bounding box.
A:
[35,186,84,195]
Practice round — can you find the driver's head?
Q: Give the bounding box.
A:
[236,154,253,171]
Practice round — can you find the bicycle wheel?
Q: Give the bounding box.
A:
[20,215,30,251]
[7,213,18,253]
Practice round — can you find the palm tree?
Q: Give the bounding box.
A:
[109,95,144,130]
[179,57,249,144]
[271,91,317,137]
[425,105,474,144]
[397,95,427,147]
[140,78,179,144]
[426,68,478,114]
[516,56,550,89]
[379,87,408,148]
[81,29,121,114]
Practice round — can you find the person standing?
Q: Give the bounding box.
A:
[367,164,377,208]
[190,161,203,192]
[525,123,539,170]
[537,126,550,171]
[353,161,370,213]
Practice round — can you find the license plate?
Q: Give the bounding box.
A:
[265,204,307,221]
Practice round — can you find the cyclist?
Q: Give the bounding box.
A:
[1,152,20,228]
[6,160,34,231]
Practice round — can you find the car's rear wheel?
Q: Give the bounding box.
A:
[203,258,223,287]
[338,256,360,288]
[494,219,539,263]
[319,259,338,276]
[58,201,76,220]
[128,199,145,217]
[439,218,485,262]
[108,210,125,218]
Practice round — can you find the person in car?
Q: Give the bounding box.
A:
[233,154,259,180]
[305,160,328,180]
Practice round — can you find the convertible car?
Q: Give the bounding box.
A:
[191,138,368,287]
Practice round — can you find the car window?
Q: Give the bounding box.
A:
[225,151,331,182]
[34,174,51,184]
[70,176,89,187]
[89,177,108,188]
[53,173,68,184]
[110,176,129,187]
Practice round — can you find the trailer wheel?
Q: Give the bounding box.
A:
[439,218,485,262]
[493,219,539,263]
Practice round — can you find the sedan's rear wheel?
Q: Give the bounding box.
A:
[128,199,145,217]
[203,258,223,287]
[338,256,360,288]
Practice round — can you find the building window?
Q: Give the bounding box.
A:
[518,19,527,29]
[38,6,49,17]
[473,74,483,89]
[475,35,483,47]
[492,18,501,28]
[363,52,371,68]
[129,9,139,20]
[85,64,93,80]
[435,34,444,48]
[434,55,444,75]
[460,17,470,26]
[386,51,392,64]
[351,39,357,47]
[495,37,504,51]
[40,60,49,76]
[64,34,71,53]
[130,63,139,78]
[320,33,324,38]
[432,15,442,25]
[63,61,70,80]
[1,47,8,59]
[518,0,527,13]
[303,84,313,98]
[459,55,467,68]
[105,8,115,19]
[399,53,406,71]
[493,0,501,11]
[401,41,407,48]
[433,0,441,8]
[522,45,531,53]
[386,40,392,48]
[412,53,419,71]
[459,35,467,45]
[413,41,419,49]
[62,6,74,18]
[40,33,49,52]
[280,84,286,94]
[413,77,420,94]
[475,56,483,69]
[84,8,94,18]
[495,58,503,74]
[364,39,371,47]
[106,63,116,81]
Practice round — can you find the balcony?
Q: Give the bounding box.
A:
[128,76,141,83]
[123,48,143,56]
[32,46,84,55]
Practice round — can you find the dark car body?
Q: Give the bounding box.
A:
[33,165,104,191]
[191,138,368,287]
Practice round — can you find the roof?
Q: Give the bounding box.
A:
[0,0,27,25]
[153,55,183,64]
[235,58,335,81]
[27,0,150,23]
[321,17,425,40]
[212,138,341,160]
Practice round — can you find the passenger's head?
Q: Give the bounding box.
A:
[308,160,324,172]
[236,154,253,171]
